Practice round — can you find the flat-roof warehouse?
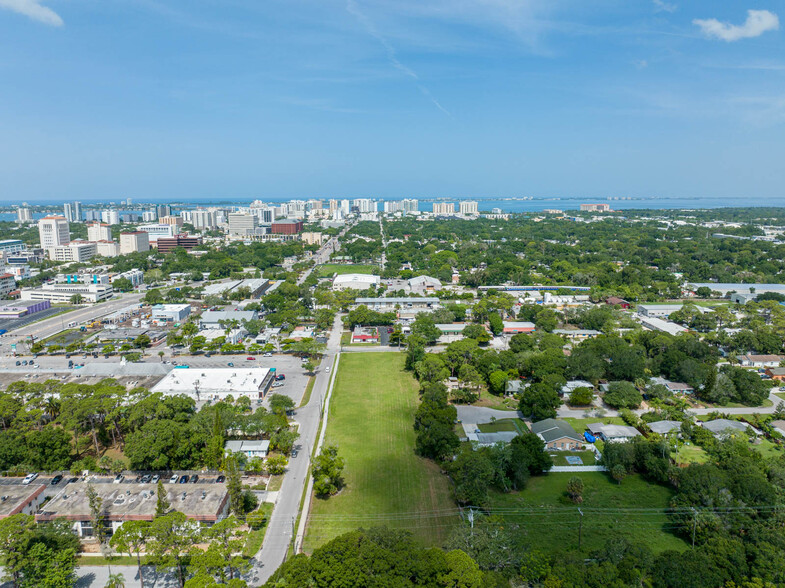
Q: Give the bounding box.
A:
[151,367,275,401]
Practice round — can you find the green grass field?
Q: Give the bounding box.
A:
[304,353,456,552]
[477,418,528,434]
[316,264,378,278]
[489,472,687,555]
[676,444,709,465]
[563,416,625,432]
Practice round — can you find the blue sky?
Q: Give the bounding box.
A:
[1,0,784,201]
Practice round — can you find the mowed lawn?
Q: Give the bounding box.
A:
[304,353,457,552]
[315,263,378,277]
[489,472,688,555]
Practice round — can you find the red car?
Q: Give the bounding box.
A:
[246,356,256,360]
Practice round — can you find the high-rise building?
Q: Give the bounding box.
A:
[228,213,258,236]
[156,204,172,218]
[184,209,217,229]
[402,199,418,213]
[432,202,456,215]
[101,209,120,225]
[136,224,178,242]
[84,210,101,221]
[16,206,32,223]
[160,215,184,227]
[340,200,351,214]
[383,200,404,213]
[459,201,478,215]
[142,210,157,222]
[353,199,376,213]
[50,240,96,262]
[63,202,75,222]
[119,231,150,255]
[73,201,82,221]
[38,216,70,250]
[87,222,112,242]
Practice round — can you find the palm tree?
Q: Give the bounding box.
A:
[45,397,61,421]
[104,572,126,588]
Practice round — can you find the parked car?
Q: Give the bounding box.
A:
[151,474,160,483]
[190,475,199,483]
[263,352,272,357]
[113,474,124,484]
[15,361,20,366]
[246,356,256,361]
[169,474,179,483]
[22,473,38,485]
[216,475,226,483]
[140,474,152,483]
[227,362,234,367]
[179,475,189,484]
[276,374,285,381]
[51,474,63,485]
[291,449,298,458]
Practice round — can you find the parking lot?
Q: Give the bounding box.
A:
[0,352,314,407]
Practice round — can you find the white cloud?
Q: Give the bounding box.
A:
[0,0,63,26]
[653,0,676,14]
[693,9,778,42]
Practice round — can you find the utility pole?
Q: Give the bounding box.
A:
[691,507,697,549]
[578,508,584,549]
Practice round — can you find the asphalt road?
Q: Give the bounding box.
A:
[3,293,144,350]
[255,313,343,584]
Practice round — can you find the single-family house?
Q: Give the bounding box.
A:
[766,367,785,381]
[701,419,760,438]
[506,379,525,395]
[739,354,784,368]
[530,418,583,450]
[647,420,683,436]
[224,439,270,459]
[502,321,536,334]
[606,296,630,309]
[587,423,641,443]
[466,431,519,447]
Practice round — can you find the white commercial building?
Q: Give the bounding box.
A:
[50,241,97,262]
[332,273,381,291]
[636,304,685,318]
[152,368,275,401]
[119,231,150,254]
[137,224,178,243]
[199,310,258,329]
[96,240,120,257]
[0,240,26,254]
[111,269,144,287]
[87,222,112,242]
[38,216,70,250]
[151,303,191,323]
[228,213,258,236]
[21,283,113,303]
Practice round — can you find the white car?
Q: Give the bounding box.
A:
[326,366,331,373]
[22,473,38,485]
[169,474,179,483]
[263,353,272,357]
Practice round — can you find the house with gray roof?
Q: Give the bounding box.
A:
[647,420,682,436]
[530,418,583,450]
[587,423,641,443]
[702,419,760,438]
[224,439,270,459]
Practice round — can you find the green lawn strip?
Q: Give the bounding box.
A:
[470,395,518,410]
[548,450,597,466]
[242,503,275,557]
[675,444,709,465]
[477,418,528,434]
[775,392,785,401]
[267,475,284,492]
[563,416,625,432]
[488,472,687,555]
[316,264,378,278]
[299,376,315,408]
[753,438,784,459]
[304,353,457,552]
